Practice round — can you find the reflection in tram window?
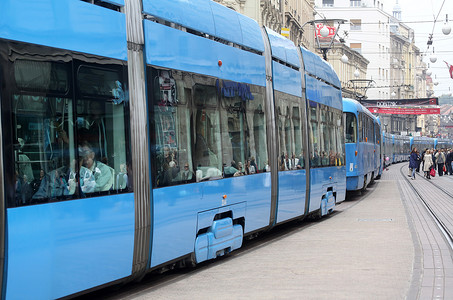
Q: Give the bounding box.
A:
[149,67,269,187]
[275,91,306,171]
[10,58,131,207]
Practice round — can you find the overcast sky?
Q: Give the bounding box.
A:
[398,0,453,96]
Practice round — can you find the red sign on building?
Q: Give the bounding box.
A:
[368,107,440,115]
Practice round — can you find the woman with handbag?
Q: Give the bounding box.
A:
[423,149,434,179]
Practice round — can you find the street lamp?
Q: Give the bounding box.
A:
[348,79,375,100]
[301,18,347,60]
[391,91,396,98]
[443,14,451,35]
[340,54,348,63]
[320,25,329,38]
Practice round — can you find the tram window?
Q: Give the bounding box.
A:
[364,117,369,142]
[275,92,304,171]
[320,108,329,166]
[76,65,130,195]
[14,59,69,94]
[344,112,357,143]
[309,102,320,167]
[12,59,73,206]
[364,116,369,142]
[149,69,195,187]
[219,80,267,176]
[13,94,76,205]
[284,109,291,161]
[368,117,374,143]
[250,90,268,172]
[328,109,337,166]
[149,68,268,187]
[375,124,381,145]
[77,66,123,98]
[364,115,368,142]
[334,109,345,166]
[220,81,248,176]
[292,106,305,169]
[277,107,285,170]
[193,84,222,181]
[358,113,363,142]
[328,109,336,166]
[10,57,131,207]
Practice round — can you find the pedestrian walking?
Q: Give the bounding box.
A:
[435,149,446,176]
[409,148,418,180]
[423,149,433,179]
[416,148,421,173]
[446,149,453,175]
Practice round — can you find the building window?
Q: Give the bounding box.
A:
[323,0,334,7]
[350,43,362,54]
[350,0,361,7]
[350,19,361,30]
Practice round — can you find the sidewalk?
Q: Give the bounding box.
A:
[112,165,415,299]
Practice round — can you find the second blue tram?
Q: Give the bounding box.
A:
[343,98,378,192]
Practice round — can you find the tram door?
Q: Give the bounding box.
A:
[275,97,307,223]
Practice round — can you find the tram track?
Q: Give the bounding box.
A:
[399,164,453,250]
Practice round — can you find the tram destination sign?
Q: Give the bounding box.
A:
[360,97,438,107]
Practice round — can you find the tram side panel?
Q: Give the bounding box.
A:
[403,135,411,161]
[383,133,394,165]
[303,51,346,211]
[0,1,135,299]
[374,118,382,178]
[266,28,308,224]
[360,113,376,187]
[143,14,273,268]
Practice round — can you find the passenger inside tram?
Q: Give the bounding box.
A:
[79,142,113,194]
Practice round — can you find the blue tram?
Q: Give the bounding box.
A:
[383,132,393,166]
[374,117,383,179]
[0,0,345,298]
[435,138,452,149]
[410,136,435,152]
[343,98,380,192]
[392,135,410,163]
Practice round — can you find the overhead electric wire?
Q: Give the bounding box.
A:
[425,0,447,54]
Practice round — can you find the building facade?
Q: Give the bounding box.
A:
[316,0,430,136]
[326,42,370,99]
[316,0,393,99]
